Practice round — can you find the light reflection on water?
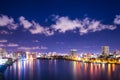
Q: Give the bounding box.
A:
[4,60,120,80]
[72,61,119,80]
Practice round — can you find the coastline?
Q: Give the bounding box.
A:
[37,56,120,65]
[0,59,16,80]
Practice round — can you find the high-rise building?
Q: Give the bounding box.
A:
[102,46,109,57]
[0,48,7,58]
[70,49,77,57]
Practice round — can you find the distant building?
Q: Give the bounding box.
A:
[86,53,92,58]
[47,52,56,57]
[0,48,7,58]
[31,53,36,59]
[70,49,77,55]
[26,52,37,59]
[113,50,120,55]
[26,52,31,59]
[70,49,78,57]
[102,46,109,57]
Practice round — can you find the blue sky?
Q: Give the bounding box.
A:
[0,0,120,53]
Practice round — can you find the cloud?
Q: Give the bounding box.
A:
[0,14,118,36]
[33,40,40,42]
[114,15,120,25]
[18,47,31,50]
[19,16,32,29]
[29,21,45,34]
[0,15,18,30]
[19,16,54,36]
[51,16,117,35]
[79,18,116,35]
[51,16,82,33]
[0,42,19,47]
[7,43,19,47]
[19,16,46,34]
[44,28,54,36]
[40,46,48,50]
[0,15,13,26]
[0,44,5,47]
[0,30,13,35]
[0,39,7,43]
[0,30,9,35]
[18,46,48,50]
[32,46,41,50]
[29,21,54,36]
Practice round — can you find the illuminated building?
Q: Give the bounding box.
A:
[26,52,31,59]
[102,46,109,57]
[0,48,7,58]
[113,50,120,55]
[26,52,36,60]
[70,49,78,57]
[31,53,36,59]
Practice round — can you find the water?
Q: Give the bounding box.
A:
[4,59,120,80]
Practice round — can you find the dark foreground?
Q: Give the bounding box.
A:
[4,59,120,80]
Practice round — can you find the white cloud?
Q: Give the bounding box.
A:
[7,43,19,47]
[18,46,48,50]
[114,15,120,25]
[0,15,18,30]
[0,14,118,36]
[0,40,7,43]
[29,21,45,34]
[32,46,41,50]
[0,15,13,26]
[0,44,5,47]
[18,47,31,50]
[19,17,53,36]
[44,28,54,36]
[41,46,48,50]
[0,15,54,36]
[79,18,116,35]
[19,16,32,29]
[51,16,117,35]
[51,16,82,33]
[29,21,54,36]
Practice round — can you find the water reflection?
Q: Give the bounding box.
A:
[4,60,120,80]
[72,62,119,80]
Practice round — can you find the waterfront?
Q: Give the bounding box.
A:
[4,59,120,80]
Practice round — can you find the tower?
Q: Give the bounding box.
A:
[0,48,7,58]
[102,46,109,57]
[70,49,77,57]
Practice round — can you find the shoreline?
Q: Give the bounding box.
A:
[0,59,16,80]
[37,57,120,65]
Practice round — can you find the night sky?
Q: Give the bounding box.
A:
[0,0,120,53]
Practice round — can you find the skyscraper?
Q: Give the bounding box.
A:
[102,46,109,57]
[0,48,7,58]
[70,49,78,57]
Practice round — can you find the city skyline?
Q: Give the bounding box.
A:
[0,0,120,53]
